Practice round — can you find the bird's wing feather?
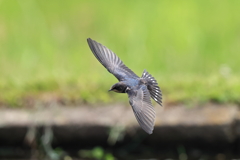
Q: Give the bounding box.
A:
[127,85,156,134]
[141,69,162,106]
[87,38,139,81]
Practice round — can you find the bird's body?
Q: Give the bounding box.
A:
[87,38,162,134]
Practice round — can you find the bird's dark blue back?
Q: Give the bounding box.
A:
[123,77,139,88]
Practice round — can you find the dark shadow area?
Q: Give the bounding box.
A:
[1,125,240,159]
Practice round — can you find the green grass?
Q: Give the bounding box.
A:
[0,0,240,107]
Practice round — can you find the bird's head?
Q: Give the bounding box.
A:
[109,83,128,93]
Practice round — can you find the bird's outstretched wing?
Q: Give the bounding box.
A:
[141,69,162,106]
[87,38,139,81]
[127,85,156,134]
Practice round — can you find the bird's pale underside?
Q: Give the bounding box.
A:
[87,38,162,134]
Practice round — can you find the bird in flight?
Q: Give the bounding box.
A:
[87,38,162,134]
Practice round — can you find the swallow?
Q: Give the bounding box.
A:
[87,38,162,134]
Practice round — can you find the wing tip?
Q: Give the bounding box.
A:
[140,124,153,134]
[87,38,94,44]
[146,129,153,134]
[87,38,93,47]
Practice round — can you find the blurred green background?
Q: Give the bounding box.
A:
[0,0,240,107]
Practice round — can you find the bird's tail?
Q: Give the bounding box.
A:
[141,69,162,106]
